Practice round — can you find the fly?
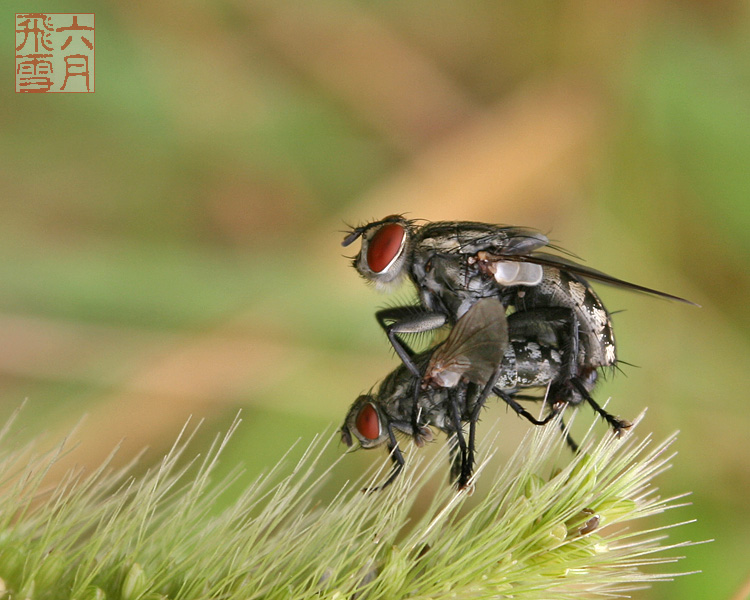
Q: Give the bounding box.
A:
[341,299,565,490]
[342,216,697,438]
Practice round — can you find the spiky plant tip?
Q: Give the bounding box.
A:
[0,409,700,599]
[348,409,700,599]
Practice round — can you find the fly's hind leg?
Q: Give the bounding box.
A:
[497,390,560,426]
[569,379,631,435]
[497,390,580,453]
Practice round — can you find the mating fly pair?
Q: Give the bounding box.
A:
[340,215,696,490]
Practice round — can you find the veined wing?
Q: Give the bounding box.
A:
[424,298,508,388]
[482,251,698,306]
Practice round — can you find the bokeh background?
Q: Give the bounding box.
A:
[4,2,750,598]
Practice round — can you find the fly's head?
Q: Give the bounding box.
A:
[342,215,414,291]
[341,395,390,450]
[341,391,434,450]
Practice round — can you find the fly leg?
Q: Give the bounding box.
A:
[570,378,631,436]
[448,436,462,486]
[376,307,449,439]
[508,309,629,436]
[497,391,580,453]
[375,307,448,377]
[363,423,405,493]
[496,390,560,426]
[460,369,504,489]
[447,388,469,488]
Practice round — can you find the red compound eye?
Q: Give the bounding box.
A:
[366,223,405,273]
[356,403,381,440]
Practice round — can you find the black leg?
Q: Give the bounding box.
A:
[410,378,422,444]
[465,397,481,487]
[363,424,405,493]
[496,390,561,426]
[570,379,631,435]
[460,369,504,489]
[375,306,447,439]
[375,307,448,378]
[496,388,580,452]
[449,434,462,484]
[447,392,469,488]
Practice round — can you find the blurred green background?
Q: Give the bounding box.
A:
[4,2,750,598]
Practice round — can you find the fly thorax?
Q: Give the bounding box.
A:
[378,363,417,401]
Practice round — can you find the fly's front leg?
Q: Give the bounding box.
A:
[363,423,405,493]
[376,306,448,437]
[375,307,448,377]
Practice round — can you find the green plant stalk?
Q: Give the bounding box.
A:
[0,409,697,600]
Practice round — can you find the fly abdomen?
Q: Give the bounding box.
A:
[519,267,616,369]
[512,341,562,387]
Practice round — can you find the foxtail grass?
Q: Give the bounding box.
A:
[0,408,697,599]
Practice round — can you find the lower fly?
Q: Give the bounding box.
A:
[341,299,566,490]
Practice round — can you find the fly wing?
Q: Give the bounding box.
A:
[425,223,550,256]
[467,226,550,256]
[424,298,508,388]
[485,251,699,306]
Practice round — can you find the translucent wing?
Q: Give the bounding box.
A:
[419,222,550,256]
[424,298,508,388]
[482,251,699,306]
[458,225,550,256]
